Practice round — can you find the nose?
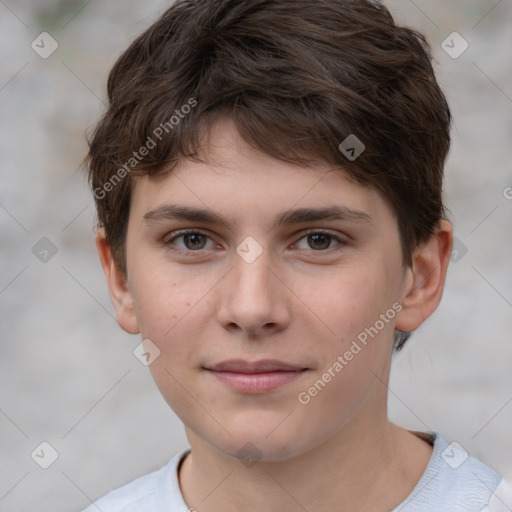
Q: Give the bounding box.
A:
[215,248,291,338]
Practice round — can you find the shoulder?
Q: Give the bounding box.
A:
[395,432,503,512]
[81,449,190,512]
[432,433,501,500]
[482,479,512,512]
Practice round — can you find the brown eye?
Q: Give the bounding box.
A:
[182,233,207,250]
[307,233,332,250]
[294,231,344,251]
[163,230,214,252]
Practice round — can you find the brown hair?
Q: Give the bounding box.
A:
[84,0,451,350]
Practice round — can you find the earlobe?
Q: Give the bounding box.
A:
[95,229,140,335]
[395,219,453,333]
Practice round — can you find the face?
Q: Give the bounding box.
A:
[122,117,409,461]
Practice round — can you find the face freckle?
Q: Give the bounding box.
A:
[124,116,407,462]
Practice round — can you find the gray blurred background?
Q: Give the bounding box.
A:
[0,1,511,510]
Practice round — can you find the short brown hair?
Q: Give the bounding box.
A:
[84,0,451,350]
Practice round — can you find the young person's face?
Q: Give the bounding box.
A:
[110,117,418,461]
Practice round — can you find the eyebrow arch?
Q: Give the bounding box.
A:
[142,204,373,230]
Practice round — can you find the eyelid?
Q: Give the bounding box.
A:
[161,228,215,247]
[299,228,346,239]
[163,227,210,242]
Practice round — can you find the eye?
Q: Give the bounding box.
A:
[293,230,345,251]
[162,229,216,252]
[161,229,346,255]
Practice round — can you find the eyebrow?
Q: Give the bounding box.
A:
[142,204,373,230]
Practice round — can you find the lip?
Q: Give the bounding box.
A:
[205,359,306,373]
[203,359,309,393]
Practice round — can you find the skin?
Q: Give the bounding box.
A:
[97,116,453,512]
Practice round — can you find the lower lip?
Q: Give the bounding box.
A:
[205,370,306,393]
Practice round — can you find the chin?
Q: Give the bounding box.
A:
[222,438,303,464]
[205,421,314,464]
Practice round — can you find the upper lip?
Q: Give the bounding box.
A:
[204,359,307,373]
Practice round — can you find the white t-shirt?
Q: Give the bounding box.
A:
[82,432,503,512]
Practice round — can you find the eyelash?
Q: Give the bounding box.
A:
[161,229,347,255]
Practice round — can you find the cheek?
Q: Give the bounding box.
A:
[133,268,210,420]
[130,261,207,343]
[295,259,398,405]
[302,262,396,344]
[294,278,394,441]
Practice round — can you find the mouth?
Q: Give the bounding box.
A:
[202,359,309,393]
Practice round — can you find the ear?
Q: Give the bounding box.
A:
[395,219,453,333]
[96,228,140,334]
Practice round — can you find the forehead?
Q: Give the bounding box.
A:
[129,117,395,229]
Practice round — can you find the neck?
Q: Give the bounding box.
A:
[178,403,432,512]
